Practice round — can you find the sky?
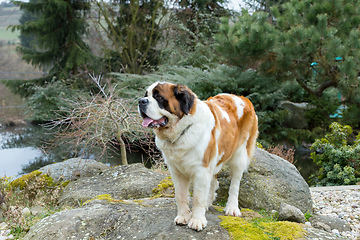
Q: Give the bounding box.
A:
[227,0,245,12]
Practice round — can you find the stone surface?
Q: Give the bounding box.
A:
[59,163,166,207]
[311,188,360,239]
[279,101,309,129]
[312,221,332,232]
[309,214,351,232]
[278,202,306,223]
[304,226,348,240]
[18,159,347,240]
[39,158,110,182]
[217,148,313,213]
[24,198,230,240]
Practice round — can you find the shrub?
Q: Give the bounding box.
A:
[310,122,360,186]
[266,145,296,165]
[26,79,85,122]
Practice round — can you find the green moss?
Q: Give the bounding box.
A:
[260,221,305,239]
[213,205,225,212]
[8,170,54,190]
[83,194,125,205]
[60,180,71,188]
[219,216,269,240]
[220,215,305,240]
[151,176,175,199]
[256,142,264,149]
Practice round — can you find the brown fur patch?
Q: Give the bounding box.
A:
[152,83,196,118]
[202,94,258,167]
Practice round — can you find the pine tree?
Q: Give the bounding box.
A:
[18,5,39,48]
[11,0,93,80]
[217,0,360,126]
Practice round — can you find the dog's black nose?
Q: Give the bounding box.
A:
[139,98,149,106]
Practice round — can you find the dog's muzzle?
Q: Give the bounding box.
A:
[138,98,168,128]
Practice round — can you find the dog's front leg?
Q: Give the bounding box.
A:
[188,168,211,231]
[170,166,191,226]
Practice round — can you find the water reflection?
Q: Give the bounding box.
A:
[0,126,63,176]
[0,147,43,177]
[0,125,149,177]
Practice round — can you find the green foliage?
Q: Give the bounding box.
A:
[216,11,278,68]
[18,3,38,48]
[216,0,360,127]
[94,0,165,74]
[310,122,360,186]
[304,94,339,129]
[10,0,94,79]
[160,0,230,70]
[26,80,84,122]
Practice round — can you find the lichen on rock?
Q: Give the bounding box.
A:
[9,170,54,190]
[151,176,174,199]
[219,213,305,240]
[83,194,125,205]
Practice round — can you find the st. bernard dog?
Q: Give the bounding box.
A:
[138,82,258,231]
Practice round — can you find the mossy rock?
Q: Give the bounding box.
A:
[83,194,126,205]
[219,215,305,240]
[151,176,175,199]
[9,170,54,190]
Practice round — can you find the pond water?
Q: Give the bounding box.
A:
[0,125,149,178]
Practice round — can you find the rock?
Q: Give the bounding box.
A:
[279,101,309,129]
[304,226,348,239]
[22,207,31,217]
[312,221,332,232]
[39,158,110,182]
[29,206,46,216]
[0,222,7,230]
[217,148,313,213]
[59,163,166,207]
[309,214,351,232]
[278,203,306,223]
[23,198,230,240]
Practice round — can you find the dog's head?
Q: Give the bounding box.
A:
[138,82,196,128]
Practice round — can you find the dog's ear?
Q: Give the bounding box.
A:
[174,85,195,115]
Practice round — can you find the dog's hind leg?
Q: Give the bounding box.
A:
[224,141,250,217]
[206,176,219,209]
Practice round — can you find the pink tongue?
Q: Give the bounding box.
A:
[142,117,154,127]
[142,117,167,128]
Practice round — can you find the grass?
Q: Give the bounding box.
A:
[0,27,19,41]
[0,172,68,238]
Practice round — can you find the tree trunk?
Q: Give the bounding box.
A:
[116,131,128,165]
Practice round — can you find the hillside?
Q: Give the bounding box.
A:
[0,4,21,41]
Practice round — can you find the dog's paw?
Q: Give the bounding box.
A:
[174,214,191,226]
[188,217,207,231]
[224,206,241,217]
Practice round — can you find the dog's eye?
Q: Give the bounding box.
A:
[154,94,164,101]
[144,91,148,97]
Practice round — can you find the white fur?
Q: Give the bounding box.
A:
[231,95,246,119]
[142,84,255,231]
